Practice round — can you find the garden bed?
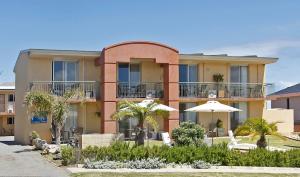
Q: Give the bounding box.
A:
[61,142,300,168]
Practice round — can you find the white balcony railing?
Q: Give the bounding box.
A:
[28,81,99,99]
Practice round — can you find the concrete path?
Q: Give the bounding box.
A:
[68,166,300,174]
[0,136,69,177]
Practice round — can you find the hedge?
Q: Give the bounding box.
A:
[77,141,300,167]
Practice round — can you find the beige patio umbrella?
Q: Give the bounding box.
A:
[185,100,241,145]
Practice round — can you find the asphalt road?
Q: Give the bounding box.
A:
[0,136,69,177]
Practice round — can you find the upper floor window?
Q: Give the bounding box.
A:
[230,66,248,83]
[52,61,79,81]
[7,117,14,125]
[8,94,14,102]
[179,64,198,82]
[118,63,141,85]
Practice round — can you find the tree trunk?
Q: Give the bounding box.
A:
[256,133,267,148]
[55,125,61,146]
[135,120,145,146]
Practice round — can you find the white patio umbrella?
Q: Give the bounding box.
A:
[120,99,177,145]
[185,100,241,145]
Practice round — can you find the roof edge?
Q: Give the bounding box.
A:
[104,41,179,53]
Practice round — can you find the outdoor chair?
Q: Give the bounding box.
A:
[161,132,173,147]
[227,130,257,150]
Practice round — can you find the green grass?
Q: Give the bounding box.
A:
[71,172,300,177]
[213,135,300,149]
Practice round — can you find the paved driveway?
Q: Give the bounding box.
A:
[0,136,69,177]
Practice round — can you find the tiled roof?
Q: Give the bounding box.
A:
[268,83,300,96]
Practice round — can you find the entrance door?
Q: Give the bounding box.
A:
[63,105,78,140]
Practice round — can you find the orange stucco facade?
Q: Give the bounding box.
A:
[97,41,179,133]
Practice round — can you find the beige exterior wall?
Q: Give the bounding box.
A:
[14,53,100,144]
[263,108,294,134]
[141,61,163,82]
[14,48,272,144]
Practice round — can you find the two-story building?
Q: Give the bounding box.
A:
[0,82,15,136]
[14,41,278,144]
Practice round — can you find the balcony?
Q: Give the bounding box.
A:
[179,82,270,99]
[28,81,99,100]
[0,103,15,115]
[117,82,163,98]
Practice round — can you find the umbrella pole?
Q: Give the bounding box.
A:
[211,111,214,145]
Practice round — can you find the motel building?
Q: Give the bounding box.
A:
[13,41,278,145]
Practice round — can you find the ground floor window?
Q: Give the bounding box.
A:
[179,102,198,124]
[118,117,139,139]
[230,102,248,130]
[7,117,14,125]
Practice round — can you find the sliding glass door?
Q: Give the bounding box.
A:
[179,64,198,97]
[179,102,198,123]
[230,102,248,130]
[230,66,248,97]
[53,61,78,81]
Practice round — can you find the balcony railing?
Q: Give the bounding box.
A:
[29,81,99,99]
[117,82,163,98]
[0,103,14,114]
[179,82,270,98]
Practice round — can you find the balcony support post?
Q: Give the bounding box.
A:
[163,64,179,134]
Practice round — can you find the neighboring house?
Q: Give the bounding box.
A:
[268,83,300,132]
[14,41,278,144]
[0,82,15,136]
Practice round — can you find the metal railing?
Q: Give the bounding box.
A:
[179,82,271,98]
[117,82,163,98]
[29,81,99,99]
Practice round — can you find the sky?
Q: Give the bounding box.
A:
[0,0,300,91]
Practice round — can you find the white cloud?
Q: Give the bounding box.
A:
[202,40,300,57]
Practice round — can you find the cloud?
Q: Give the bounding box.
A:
[202,40,300,57]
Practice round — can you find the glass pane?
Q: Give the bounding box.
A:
[179,102,197,123]
[179,65,188,82]
[238,102,248,124]
[66,62,77,81]
[240,66,248,83]
[230,66,240,83]
[188,65,198,82]
[130,64,140,85]
[230,102,248,130]
[118,64,129,82]
[179,103,186,123]
[53,61,63,81]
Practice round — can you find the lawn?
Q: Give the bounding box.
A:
[71,172,300,177]
[213,135,300,149]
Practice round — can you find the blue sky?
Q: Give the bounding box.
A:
[0,0,299,91]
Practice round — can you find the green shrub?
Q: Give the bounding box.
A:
[61,146,76,166]
[31,131,40,139]
[81,141,300,167]
[171,121,205,146]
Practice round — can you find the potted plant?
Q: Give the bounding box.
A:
[213,74,224,98]
[216,119,225,137]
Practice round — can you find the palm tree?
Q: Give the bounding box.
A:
[25,90,83,145]
[111,100,168,146]
[234,117,285,148]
